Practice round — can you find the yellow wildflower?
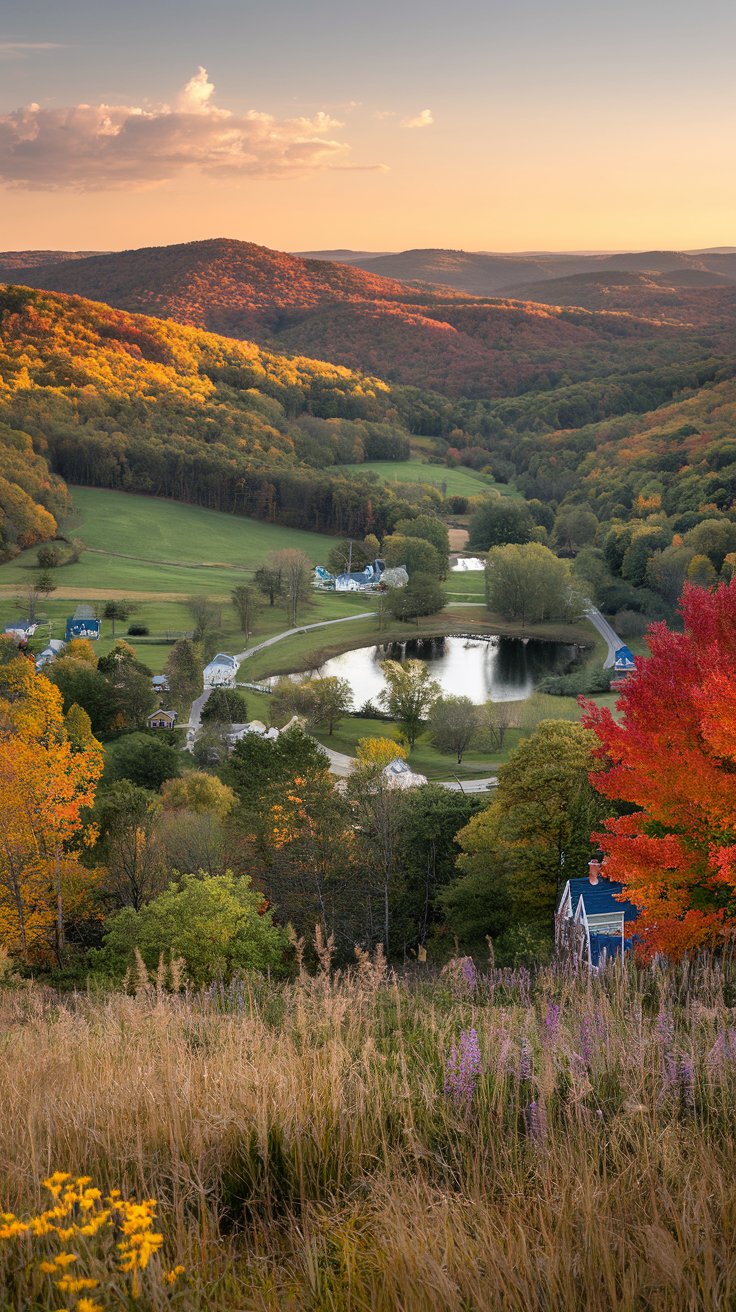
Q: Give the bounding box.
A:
[43,1172,71,1191]
[164,1264,186,1284]
[76,1300,104,1312]
[55,1275,100,1294]
[54,1251,79,1267]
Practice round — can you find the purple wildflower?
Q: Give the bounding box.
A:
[444,1028,482,1106]
[679,1056,695,1113]
[543,1001,561,1046]
[656,1004,675,1047]
[461,957,478,991]
[578,1019,593,1066]
[525,1099,547,1144]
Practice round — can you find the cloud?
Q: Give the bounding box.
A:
[402,108,434,129]
[0,40,66,59]
[0,67,363,190]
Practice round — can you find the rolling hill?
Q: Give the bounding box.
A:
[10,238,724,399]
[0,283,442,557]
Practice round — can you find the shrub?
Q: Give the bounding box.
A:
[127,624,150,636]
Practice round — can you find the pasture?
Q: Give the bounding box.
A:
[344,459,519,499]
[0,488,360,671]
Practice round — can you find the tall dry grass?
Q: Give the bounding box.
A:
[2,954,736,1310]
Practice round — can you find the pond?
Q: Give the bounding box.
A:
[279,634,581,708]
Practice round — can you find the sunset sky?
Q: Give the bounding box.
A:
[1,0,734,253]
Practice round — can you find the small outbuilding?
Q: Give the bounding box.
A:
[147,709,178,730]
[35,638,66,671]
[382,757,428,790]
[614,645,636,675]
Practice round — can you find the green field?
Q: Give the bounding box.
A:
[0,487,362,671]
[340,460,520,499]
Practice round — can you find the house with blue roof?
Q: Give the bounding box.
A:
[335,559,385,592]
[66,617,101,641]
[556,859,639,969]
[614,644,636,674]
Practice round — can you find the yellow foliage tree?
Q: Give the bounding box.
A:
[355,737,407,769]
[0,659,103,965]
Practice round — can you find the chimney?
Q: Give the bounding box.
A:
[588,858,602,885]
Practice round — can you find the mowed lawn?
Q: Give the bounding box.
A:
[0,487,339,596]
[342,460,520,499]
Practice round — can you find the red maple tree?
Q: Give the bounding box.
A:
[583,581,736,959]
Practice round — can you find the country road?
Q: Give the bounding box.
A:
[584,605,624,668]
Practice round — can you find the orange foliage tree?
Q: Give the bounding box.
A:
[583,581,736,959]
[0,658,103,966]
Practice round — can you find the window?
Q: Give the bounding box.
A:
[587,912,624,937]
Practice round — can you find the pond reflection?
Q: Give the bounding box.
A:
[285,634,580,707]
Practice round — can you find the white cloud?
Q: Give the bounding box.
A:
[177,66,217,114]
[0,40,65,59]
[0,68,363,190]
[402,108,434,129]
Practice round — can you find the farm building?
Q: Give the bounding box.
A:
[147,710,178,730]
[335,560,385,592]
[203,653,241,687]
[35,638,66,671]
[4,620,38,640]
[555,859,638,970]
[614,645,636,674]
[65,617,101,641]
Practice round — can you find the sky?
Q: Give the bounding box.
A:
[0,0,734,253]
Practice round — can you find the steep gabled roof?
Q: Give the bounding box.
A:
[566,876,639,922]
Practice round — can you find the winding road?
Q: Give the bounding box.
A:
[187,604,622,790]
[584,605,624,669]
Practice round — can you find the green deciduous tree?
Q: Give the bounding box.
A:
[200,687,249,726]
[468,499,533,551]
[108,732,180,792]
[441,720,605,951]
[97,872,286,985]
[98,641,156,730]
[379,659,440,750]
[394,515,450,576]
[383,534,443,579]
[429,695,480,764]
[486,543,582,626]
[164,639,202,712]
[385,572,446,623]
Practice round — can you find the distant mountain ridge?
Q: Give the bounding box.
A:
[295,246,736,296]
[7,236,725,399]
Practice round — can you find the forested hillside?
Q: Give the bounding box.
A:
[0,285,428,554]
[15,238,730,399]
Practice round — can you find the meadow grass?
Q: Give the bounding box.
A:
[340,460,521,499]
[2,954,736,1310]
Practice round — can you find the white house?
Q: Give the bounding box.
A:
[35,638,66,671]
[335,560,385,592]
[4,619,38,640]
[382,757,428,790]
[203,653,241,688]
